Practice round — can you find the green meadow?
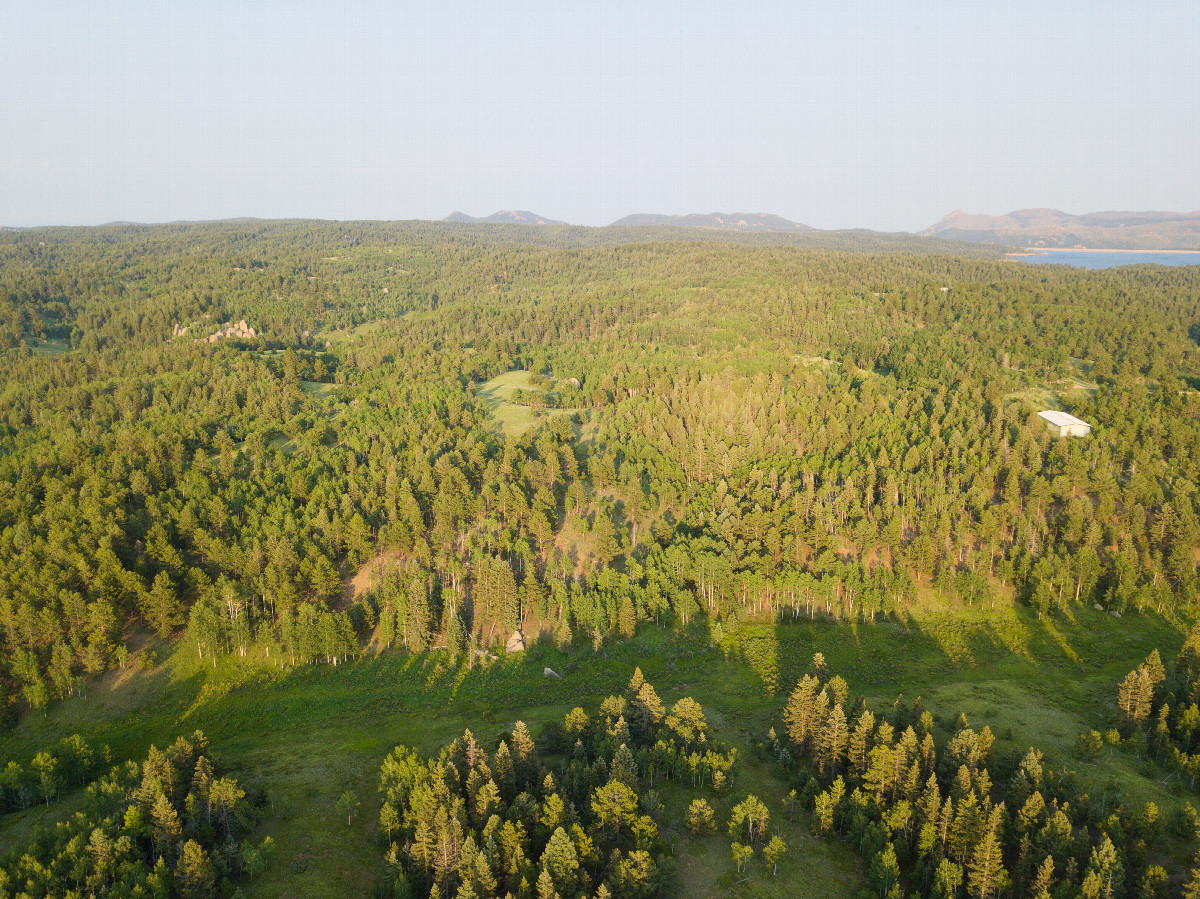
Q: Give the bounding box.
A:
[0,605,1184,897]
[476,370,575,437]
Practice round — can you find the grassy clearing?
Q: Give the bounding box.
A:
[320,319,393,345]
[665,714,863,899]
[732,605,1185,810]
[476,370,574,438]
[0,607,1187,897]
[1004,359,1099,414]
[1005,385,1064,411]
[31,337,71,356]
[1005,383,1097,414]
[300,380,337,400]
[794,354,835,370]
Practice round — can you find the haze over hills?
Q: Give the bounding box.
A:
[16,209,1200,252]
[921,208,1200,250]
[444,210,570,225]
[608,211,814,232]
[441,210,816,231]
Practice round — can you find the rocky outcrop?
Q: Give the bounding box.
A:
[197,320,257,343]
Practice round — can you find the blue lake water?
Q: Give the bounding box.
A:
[1012,249,1200,269]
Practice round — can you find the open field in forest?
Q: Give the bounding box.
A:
[31,337,71,356]
[319,319,394,345]
[476,369,574,437]
[1005,379,1098,413]
[0,606,1188,898]
[300,379,338,400]
[794,354,836,370]
[1003,358,1100,413]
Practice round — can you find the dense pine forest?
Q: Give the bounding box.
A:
[1,221,1199,898]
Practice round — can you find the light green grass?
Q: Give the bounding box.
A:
[0,607,1187,897]
[320,319,393,345]
[1005,385,1065,411]
[664,706,863,899]
[300,380,337,400]
[476,370,573,438]
[31,338,71,357]
[793,354,835,369]
[1005,377,1097,413]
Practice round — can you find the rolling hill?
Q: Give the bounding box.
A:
[444,210,570,225]
[609,212,814,232]
[921,207,1200,249]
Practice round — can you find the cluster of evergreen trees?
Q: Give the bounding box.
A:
[1113,626,1200,786]
[2,222,1199,725]
[0,730,270,897]
[378,669,738,898]
[777,655,1196,899]
[0,732,108,813]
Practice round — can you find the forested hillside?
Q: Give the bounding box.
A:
[0,222,1198,723]
[2,222,1200,897]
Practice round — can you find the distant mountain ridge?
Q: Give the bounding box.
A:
[444,210,569,225]
[921,208,1200,250]
[609,212,813,232]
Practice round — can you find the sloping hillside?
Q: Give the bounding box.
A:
[922,207,1200,249]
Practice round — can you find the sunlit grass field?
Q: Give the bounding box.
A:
[476,370,574,437]
[0,605,1187,897]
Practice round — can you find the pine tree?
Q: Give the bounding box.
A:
[1031,855,1055,899]
[1179,625,1200,680]
[949,792,982,866]
[1118,668,1153,726]
[631,681,665,736]
[143,571,183,638]
[918,775,942,829]
[819,704,849,775]
[540,827,579,897]
[1143,650,1166,689]
[522,566,543,621]
[511,720,537,778]
[406,578,432,652]
[848,710,876,776]
[151,791,182,861]
[380,602,397,648]
[535,866,559,899]
[413,818,436,874]
[1085,834,1124,899]
[1017,791,1045,834]
[433,805,464,892]
[1182,853,1200,899]
[553,615,572,650]
[627,667,645,698]
[609,744,638,791]
[493,742,516,799]
[967,807,1006,899]
[445,613,465,658]
[175,839,216,899]
[591,780,638,838]
[783,674,822,751]
[616,594,637,639]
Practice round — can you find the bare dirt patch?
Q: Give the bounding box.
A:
[340,549,408,609]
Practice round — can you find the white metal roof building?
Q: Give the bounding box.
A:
[1038,409,1092,437]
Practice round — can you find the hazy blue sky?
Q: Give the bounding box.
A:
[3,1,1198,230]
